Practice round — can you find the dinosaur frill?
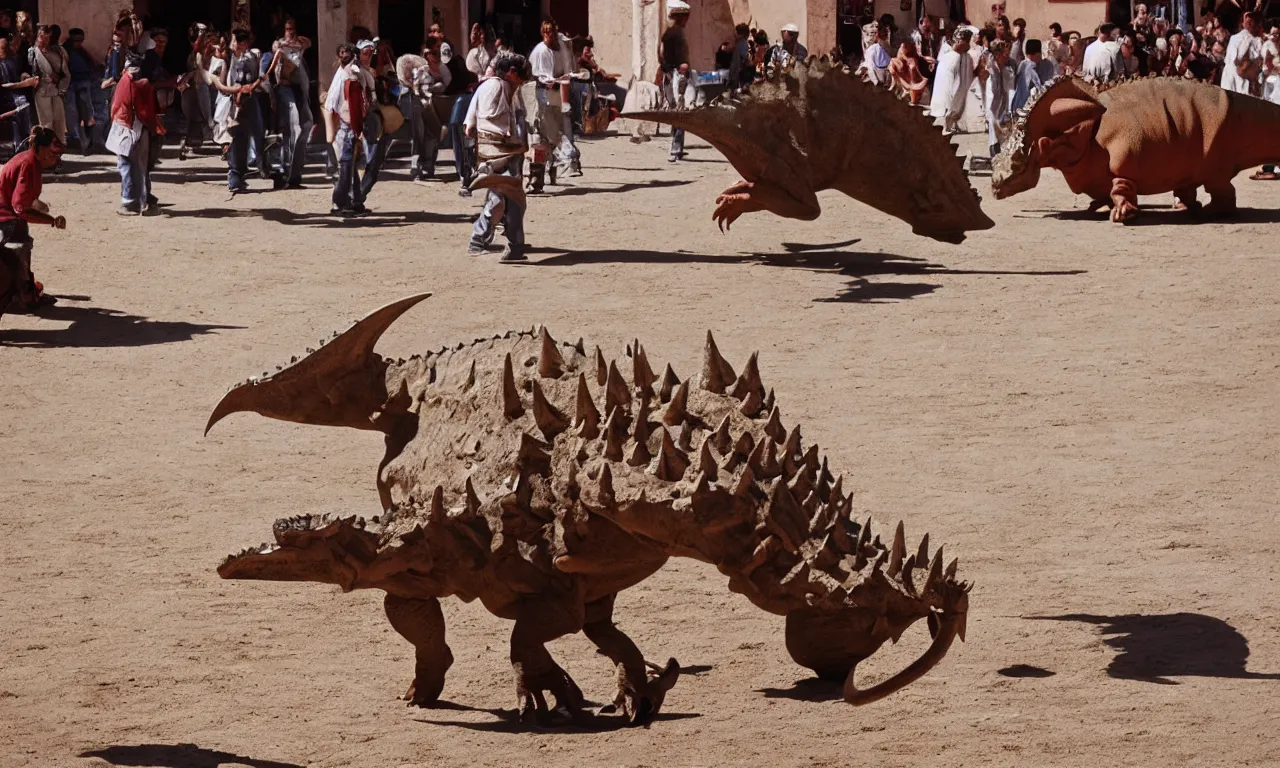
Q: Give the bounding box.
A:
[625,56,995,243]
[207,294,970,722]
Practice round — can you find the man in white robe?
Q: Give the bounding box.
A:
[929,29,974,134]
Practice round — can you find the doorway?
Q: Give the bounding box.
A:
[379,0,426,57]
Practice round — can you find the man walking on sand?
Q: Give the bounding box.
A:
[659,0,691,163]
[466,53,530,263]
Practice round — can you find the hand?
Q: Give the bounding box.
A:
[465,124,475,138]
[52,215,66,229]
[156,123,167,136]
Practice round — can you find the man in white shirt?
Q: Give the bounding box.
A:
[1222,11,1263,95]
[403,43,450,182]
[325,43,368,216]
[930,28,975,134]
[1012,38,1046,112]
[1081,23,1122,82]
[526,19,580,192]
[466,53,530,262]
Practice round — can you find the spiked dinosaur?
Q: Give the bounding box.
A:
[623,56,994,243]
[991,75,1280,221]
[207,294,971,725]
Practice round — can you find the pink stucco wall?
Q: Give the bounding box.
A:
[40,0,119,57]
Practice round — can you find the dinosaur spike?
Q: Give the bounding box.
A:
[763,387,775,413]
[783,424,802,460]
[574,337,585,355]
[692,471,712,494]
[517,432,552,475]
[462,359,477,391]
[725,430,755,472]
[597,462,614,502]
[916,533,930,565]
[763,406,785,443]
[901,554,918,595]
[761,439,781,477]
[747,437,769,474]
[698,436,718,481]
[677,421,693,452]
[626,432,653,467]
[428,485,445,523]
[711,415,733,453]
[765,479,808,551]
[857,517,873,552]
[888,521,906,577]
[654,430,690,481]
[829,475,844,504]
[605,361,630,416]
[788,464,813,499]
[538,327,565,378]
[501,353,524,420]
[739,389,762,417]
[700,331,736,394]
[602,407,625,461]
[631,399,653,445]
[574,373,601,439]
[945,557,959,579]
[633,346,657,400]
[464,477,481,515]
[662,380,689,426]
[733,464,757,497]
[658,364,680,402]
[530,379,570,439]
[924,547,945,593]
[802,444,820,474]
[730,352,764,402]
[594,346,608,385]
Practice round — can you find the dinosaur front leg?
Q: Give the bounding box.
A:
[510,599,588,726]
[384,595,454,707]
[583,594,680,725]
[713,181,766,232]
[713,179,821,232]
[1109,177,1139,223]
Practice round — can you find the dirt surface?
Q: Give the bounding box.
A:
[3,133,1279,768]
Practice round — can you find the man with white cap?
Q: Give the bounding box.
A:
[659,0,691,163]
[767,23,809,74]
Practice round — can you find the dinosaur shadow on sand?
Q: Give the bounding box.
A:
[527,238,1085,303]
[1015,206,1280,225]
[414,706,702,733]
[159,207,473,228]
[78,743,303,768]
[1,299,241,348]
[1031,613,1280,685]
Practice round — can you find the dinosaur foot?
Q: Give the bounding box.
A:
[516,665,591,727]
[1109,200,1139,223]
[1200,201,1238,219]
[401,669,449,708]
[1174,200,1202,213]
[596,658,681,726]
[713,184,764,232]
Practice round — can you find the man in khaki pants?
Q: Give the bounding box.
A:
[28,25,68,144]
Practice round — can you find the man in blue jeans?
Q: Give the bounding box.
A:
[0,37,35,153]
[272,17,313,188]
[215,29,267,194]
[64,28,97,155]
[326,43,367,215]
[467,54,528,262]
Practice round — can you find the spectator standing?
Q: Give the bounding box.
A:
[984,39,1012,158]
[444,30,480,195]
[64,29,97,155]
[466,53,530,262]
[178,24,213,161]
[107,50,164,215]
[214,29,268,194]
[0,126,64,317]
[1010,18,1027,63]
[658,1,691,163]
[28,24,68,144]
[1082,23,1123,80]
[911,16,942,85]
[527,19,581,189]
[404,42,449,182]
[325,42,367,215]
[1012,38,1046,111]
[729,23,752,90]
[0,36,35,154]
[272,17,313,188]
[1222,11,1263,94]
[768,23,809,73]
[930,28,975,134]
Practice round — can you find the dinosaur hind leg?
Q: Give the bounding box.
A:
[1174,186,1201,213]
[1202,181,1238,218]
[583,594,680,725]
[510,598,589,726]
[385,595,454,707]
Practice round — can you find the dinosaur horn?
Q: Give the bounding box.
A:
[205,293,431,435]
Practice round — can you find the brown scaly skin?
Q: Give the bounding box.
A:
[207,294,970,725]
[624,56,994,244]
[992,75,1280,222]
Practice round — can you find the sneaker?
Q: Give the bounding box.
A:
[286,181,306,189]
[330,206,354,216]
[499,245,528,263]
[146,194,159,207]
[667,155,679,163]
[179,147,190,161]
[458,186,472,198]
[566,161,583,178]
[351,204,370,216]
[141,204,160,217]
[548,165,558,185]
[467,242,490,255]
[117,204,140,216]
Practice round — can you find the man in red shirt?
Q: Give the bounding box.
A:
[0,125,66,320]
[108,50,164,215]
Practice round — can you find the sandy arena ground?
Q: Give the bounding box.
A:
[2,131,1279,768]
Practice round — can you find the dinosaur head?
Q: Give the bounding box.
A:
[218,514,383,587]
[992,76,1105,200]
[205,293,431,435]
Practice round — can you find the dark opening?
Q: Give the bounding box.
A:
[379,0,426,58]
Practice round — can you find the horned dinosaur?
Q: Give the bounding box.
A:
[206,293,970,725]
[991,75,1280,221]
[623,56,994,243]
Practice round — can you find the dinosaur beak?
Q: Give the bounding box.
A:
[205,293,431,435]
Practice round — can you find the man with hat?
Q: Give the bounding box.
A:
[466,53,530,262]
[767,23,809,74]
[659,0,691,163]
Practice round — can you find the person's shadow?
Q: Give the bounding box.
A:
[1030,613,1280,684]
[0,298,240,348]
